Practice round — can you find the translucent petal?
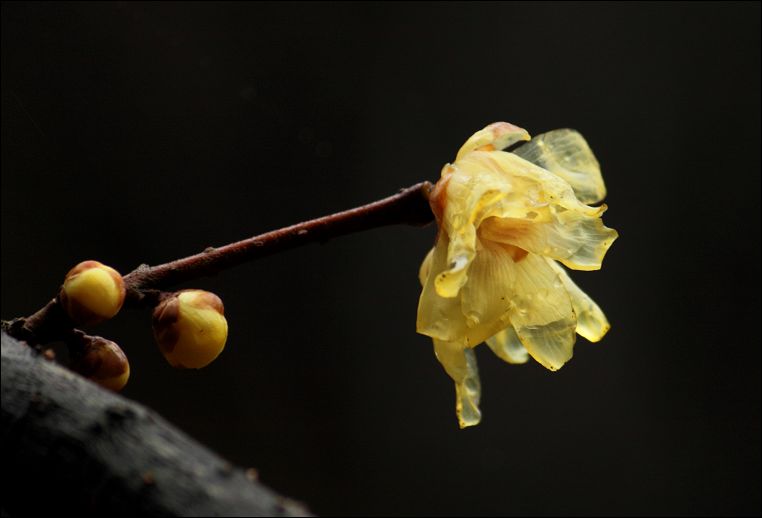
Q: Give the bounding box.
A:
[434,162,511,298]
[548,260,611,342]
[435,222,476,298]
[456,348,482,429]
[417,234,468,341]
[432,153,546,300]
[486,325,530,364]
[508,254,577,371]
[513,129,606,205]
[433,339,482,428]
[458,240,516,347]
[418,247,435,287]
[489,151,607,213]
[450,153,543,214]
[452,151,603,227]
[456,122,530,161]
[439,150,585,236]
[479,211,618,271]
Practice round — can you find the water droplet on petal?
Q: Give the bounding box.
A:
[450,255,468,271]
[466,313,480,328]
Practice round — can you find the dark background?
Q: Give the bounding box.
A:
[2,2,760,516]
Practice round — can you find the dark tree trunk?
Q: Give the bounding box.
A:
[1,332,311,517]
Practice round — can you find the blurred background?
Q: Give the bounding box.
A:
[2,2,760,515]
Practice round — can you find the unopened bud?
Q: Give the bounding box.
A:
[71,336,130,391]
[60,260,126,326]
[152,290,228,369]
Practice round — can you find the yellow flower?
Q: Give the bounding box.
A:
[417,122,618,428]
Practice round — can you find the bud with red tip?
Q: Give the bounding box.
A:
[152,289,228,369]
[70,335,130,391]
[59,260,126,326]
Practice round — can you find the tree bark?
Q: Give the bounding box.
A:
[1,331,311,517]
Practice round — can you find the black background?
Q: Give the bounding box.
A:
[2,2,760,516]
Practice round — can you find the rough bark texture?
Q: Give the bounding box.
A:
[1,331,311,517]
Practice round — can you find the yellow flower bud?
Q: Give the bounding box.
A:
[59,260,126,326]
[152,290,228,369]
[71,336,130,392]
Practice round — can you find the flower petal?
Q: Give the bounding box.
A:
[458,240,516,347]
[479,210,618,271]
[456,122,530,161]
[433,152,542,298]
[434,163,509,298]
[482,151,605,216]
[417,234,469,341]
[433,339,482,428]
[452,151,601,225]
[513,129,606,204]
[435,222,476,298]
[548,259,611,342]
[486,325,529,364]
[508,254,577,371]
[418,247,435,287]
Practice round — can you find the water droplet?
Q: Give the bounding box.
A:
[466,313,480,328]
[450,256,468,271]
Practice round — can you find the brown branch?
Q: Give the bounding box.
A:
[123,181,434,293]
[0,182,435,515]
[2,181,434,347]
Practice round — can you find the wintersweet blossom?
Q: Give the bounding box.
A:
[417,122,618,428]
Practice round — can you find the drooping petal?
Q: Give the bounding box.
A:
[417,234,469,341]
[433,339,482,428]
[450,151,600,229]
[479,210,618,271]
[457,348,482,428]
[433,162,509,298]
[418,247,435,287]
[438,149,575,238]
[435,222,476,298]
[513,129,607,204]
[432,153,538,298]
[481,151,606,216]
[486,325,529,364]
[458,239,516,347]
[508,253,577,371]
[456,122,530,161]
[548,259,611,342]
